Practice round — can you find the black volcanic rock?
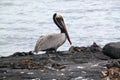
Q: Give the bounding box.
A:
[0,43,117,80]
[106,60,120,68]
[103,42,120,59]
[90,42,102,52]
[10,51,34,57]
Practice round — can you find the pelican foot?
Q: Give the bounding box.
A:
[46,51,63,61]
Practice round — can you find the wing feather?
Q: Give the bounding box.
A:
[34,33,66,53]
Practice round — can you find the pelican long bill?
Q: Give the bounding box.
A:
[55,14,72,45]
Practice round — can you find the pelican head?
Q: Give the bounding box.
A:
[53,13,72,45]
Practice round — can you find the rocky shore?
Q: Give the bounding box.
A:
[0,42,120,80]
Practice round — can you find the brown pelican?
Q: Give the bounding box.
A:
[34,13,72,53]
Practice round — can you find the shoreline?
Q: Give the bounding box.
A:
[0,42,120,80]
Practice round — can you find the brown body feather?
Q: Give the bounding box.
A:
[34,33,66,53]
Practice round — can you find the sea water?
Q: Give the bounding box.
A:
[0,0,120,56]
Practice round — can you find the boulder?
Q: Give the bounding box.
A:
[103,42,120,59]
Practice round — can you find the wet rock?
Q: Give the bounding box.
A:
[102,60,120,80]
[103,42,120,59]
[69,42,102,53]
[12,59,46,69]
[90,42,102,52]
[51,62,66,70]
[106,60,120,68]
[0,43,117,80]
[10,51,34,57]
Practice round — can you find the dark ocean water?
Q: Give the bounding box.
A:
[0,0,120,56]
